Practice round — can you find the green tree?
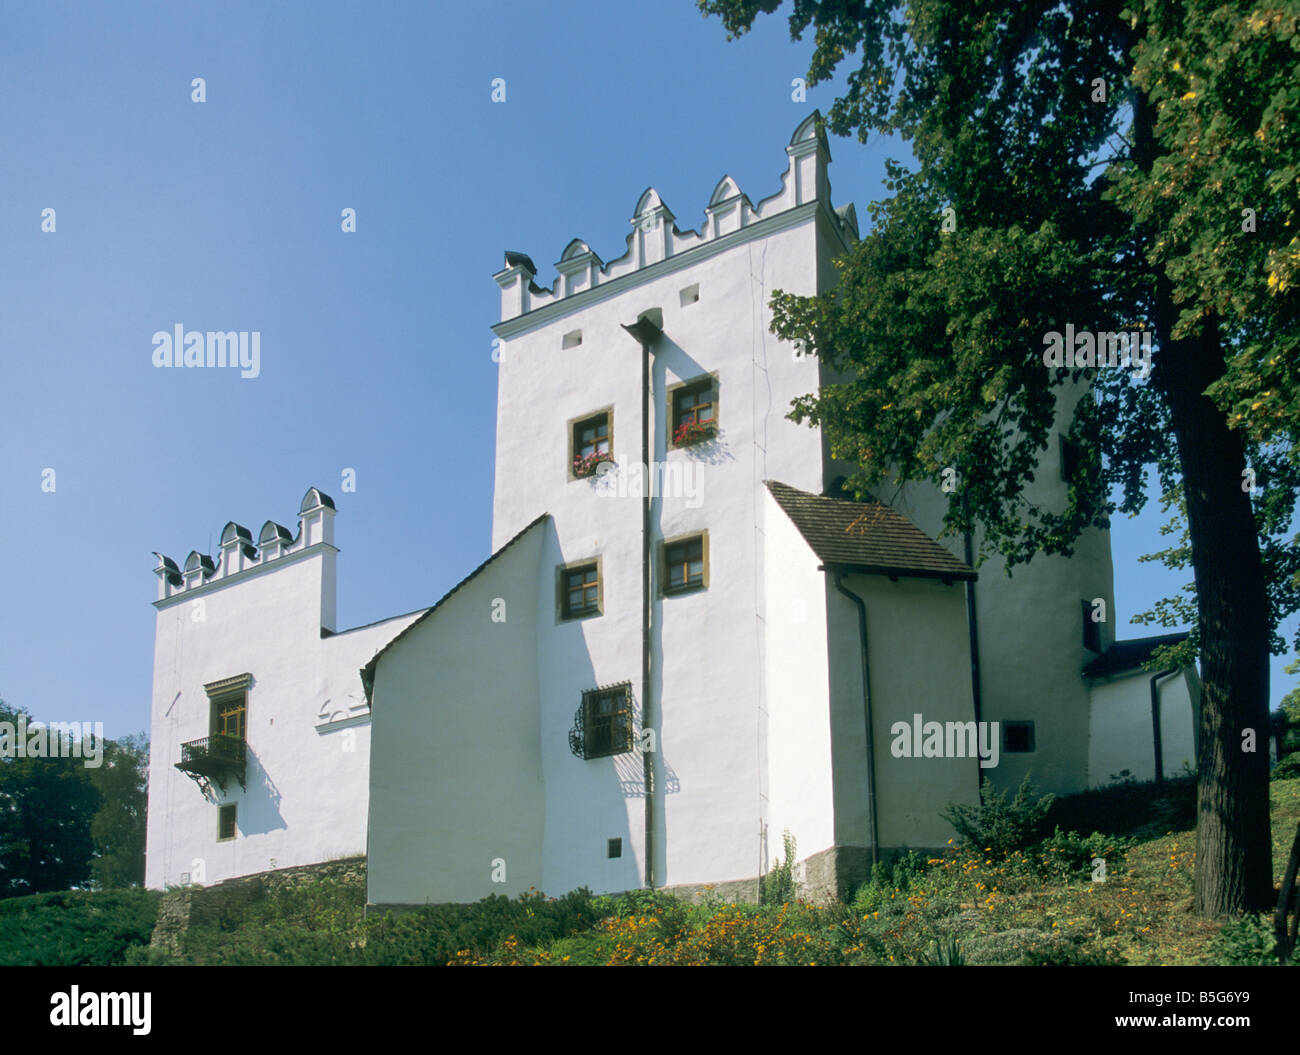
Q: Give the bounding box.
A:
[88,734,149,889]
[0,700,100,898]
[1278,659,1300,756]
[699,0,1298,916]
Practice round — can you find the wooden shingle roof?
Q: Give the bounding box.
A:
[765,480,976,582]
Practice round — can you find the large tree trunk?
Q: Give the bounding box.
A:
[1130,81,1275,917]
[1158,315,1273,917]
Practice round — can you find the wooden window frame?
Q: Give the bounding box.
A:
[204,673,251,742]
[660,530,709,596]
[567,406,614,481]
[557,556,603,622]
[217,803,238,842]
[667,373,719,448]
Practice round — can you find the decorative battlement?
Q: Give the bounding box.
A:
[492,112,859,323]
[153,487,336,603]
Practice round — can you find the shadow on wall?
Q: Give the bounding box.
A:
[236,744,286,836]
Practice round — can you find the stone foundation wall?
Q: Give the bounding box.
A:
[151,856,366,951]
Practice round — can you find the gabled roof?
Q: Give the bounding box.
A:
[1082,632,1190,678]
[360,514,549,701]
[765,480,976,582]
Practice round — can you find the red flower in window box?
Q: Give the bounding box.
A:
[673,419,717,447]
[573,450,614,478]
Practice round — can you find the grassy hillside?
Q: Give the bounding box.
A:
[5,777,1298,966]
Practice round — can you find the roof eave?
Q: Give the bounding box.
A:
[818,561,977,584]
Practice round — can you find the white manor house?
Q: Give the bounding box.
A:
[144,114,1200,908]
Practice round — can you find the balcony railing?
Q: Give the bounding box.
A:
[175,733,247,792]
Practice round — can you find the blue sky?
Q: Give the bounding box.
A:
[0,1,1293,740]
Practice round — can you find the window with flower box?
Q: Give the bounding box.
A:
[669,375,718,448]
[569,408,613,479]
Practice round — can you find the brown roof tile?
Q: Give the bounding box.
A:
[765,480,976,582]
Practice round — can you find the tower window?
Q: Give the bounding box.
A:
[1082,599,1102,652]
[607,838,622,859]
[217,803,238,841]
[568,683,635,760]
[1060,434,1082,483]
[669,375,718,447]
[558,558,602,620]
[662,533,708,595]
[569,408,613,479]
[204,673,251,742]
[1004,722,1036,754]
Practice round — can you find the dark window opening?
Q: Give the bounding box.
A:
[218,803,238,841]
[1004,722,1036,754]
[1082,599,1102,653]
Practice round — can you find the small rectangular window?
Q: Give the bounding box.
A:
[663,534,707,595]
[559,559,602,620]
[218,803,238,841]
[1004,722,1035,754]
[607,838,622,859]
[1082,598,1101,652]
[1060,434,1081,483]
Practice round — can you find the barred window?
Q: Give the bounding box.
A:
[569,683,634,760]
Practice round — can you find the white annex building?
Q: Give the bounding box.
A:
[144,114,1201,906]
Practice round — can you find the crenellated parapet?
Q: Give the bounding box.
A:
[493,112,858,323]
[153,487,336,603]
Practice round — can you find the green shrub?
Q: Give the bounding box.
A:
[961,927,1119,966]
[362,888,598,965]
[0,889,159,966]
[850,851,929,915]
[1034,827,1133,880]
[1271,753,1300,781]
[760,830,798,905]
[1045,773,1196,840]
[918,936,965,965]
[592,886,686,922]
[1210,914,1280,966]
[942,775,1055,856]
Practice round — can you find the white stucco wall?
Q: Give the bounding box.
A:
[883,381,1116,798]
[1087,667,1199,785]
[367,521,547,906]
[826,571,980,852]
[761,487,836,870]
[145,521,423,890]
